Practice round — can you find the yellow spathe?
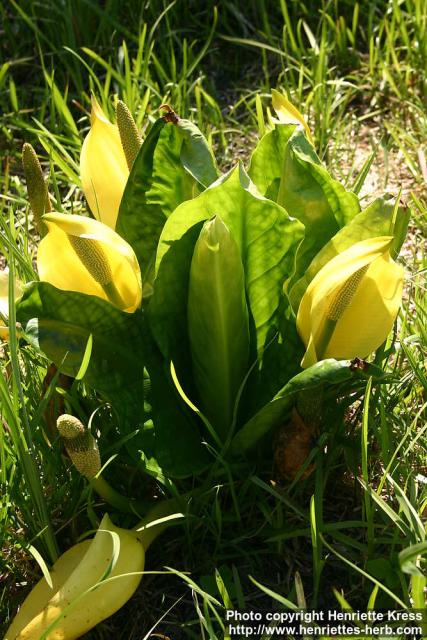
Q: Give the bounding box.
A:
[297,236,404,368]
[9,514,145,640]
[271,89,314,144]
[0,269,23,340]
[37,213,142,313]
[80,97,129,229]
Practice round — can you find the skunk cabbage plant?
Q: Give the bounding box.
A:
[12,92,408,478]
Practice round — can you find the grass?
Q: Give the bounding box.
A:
[1,1,426,638]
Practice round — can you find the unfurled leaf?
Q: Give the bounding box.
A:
[231,359,381,454]
[143,338,212,477]
[176,118,219,188]
[116,117,218,296]
[116,118,167,295]
[149,164,304,398]
[248,124,296,201]
[249,125,360,288]
[280,130,360,285]
[188,216,250,438]
[17,282,144,421]
[143,120,214,215]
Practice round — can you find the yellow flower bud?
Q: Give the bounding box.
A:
[80,97,129,229]
[37,213,142,312]
[271,89,313,144]
[296,236,404,368]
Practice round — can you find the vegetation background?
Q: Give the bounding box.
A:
[0,1,426,638]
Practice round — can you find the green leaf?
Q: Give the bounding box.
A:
[241,298,304,420]
[351,148,378,195]
[17,282,144,412]
[248,123,296,200]
[177,118,219,188]
[399,542,427,576]
[116,118,171,294]
[187,216,250,437]
[27,544,53,589]
[281,128,360,225]
[149,164,305,393]
[117,117,218,297]
[144,339,212,478]
[281,130,360,286]
[288,195,410,311]
[75,333,93,381]
[250,125,360,288]
[141,122,202,216]
[231,359,366,454]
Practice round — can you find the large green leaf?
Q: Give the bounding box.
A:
[144,121,209,216]
[248,123,296,201]
[249,125,360,288]
[144,339,212,478]
[239,296,305,422]
[187,217,250,438]
[288,195,410,311]
[116,118,168,293]
[116,117,218,294]
[149,164,305,395]
[281,130,360,284]
[17,282,144,422]
[17,282,209,474]
[230,358,382,454]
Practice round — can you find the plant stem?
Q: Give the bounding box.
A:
[133,497,186,550]
[89,475,151,516]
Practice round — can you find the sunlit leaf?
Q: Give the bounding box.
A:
[187,216,250,437]
[231,359,382,453]
[149,164,304,402]
[117,117,218,296]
